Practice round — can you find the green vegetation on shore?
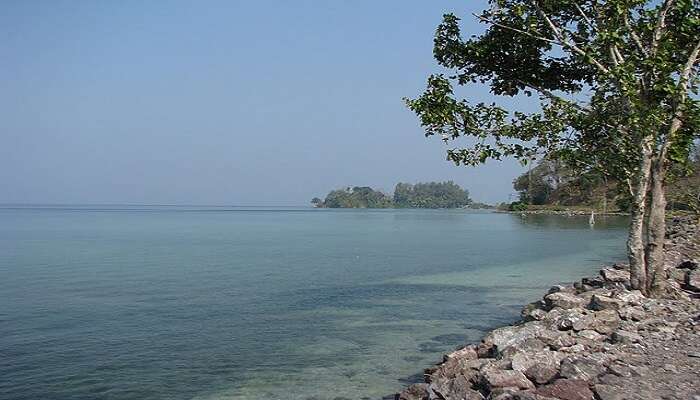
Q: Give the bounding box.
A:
[406,0,700,296]
[312,181,473,209]
[506,146,700,213]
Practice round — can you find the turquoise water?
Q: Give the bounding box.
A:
[0,206,628,400]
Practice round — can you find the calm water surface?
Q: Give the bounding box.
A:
[0,206,629,400]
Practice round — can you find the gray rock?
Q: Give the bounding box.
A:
[511,350,564,385]
[600,268,630,284]
[593,384,625,400]
[444,345,478,362]
[617,306,645,322]
[481,322,548,357]
[542,308,589,331]
[481,369,535,391]
[559,356,608,381]
[545,292,586,310]
[610,330,642,344]
[575,330,604,341]
[686,269,700,292]
[612,290,645,306]
[399,383,429,400]
[589,294,622,311]
[590,310,619,335]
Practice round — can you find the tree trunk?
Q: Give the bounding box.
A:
[627,150,653,294]
[646,158,667,295]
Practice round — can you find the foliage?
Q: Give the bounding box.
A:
[314,181,472,209]
[321,187,393,209]
[405,1,700,183]
[508,201,529,211]
[406,0,700,296]
[393,181,471,208]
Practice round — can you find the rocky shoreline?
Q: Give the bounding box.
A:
[397,216,700,400]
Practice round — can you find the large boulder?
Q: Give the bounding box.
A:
[398,383,430,400]
[535,379,594,400]
[610,330,642,345]
[685,269,700,292]
[588,295,622,311]
[444,345,478,362]
[545,292,586,310]
[480,322,548,357]
[558,353,612,382]
[429,375,484,400]
[511,349,565,384]
[599,268,630,284]
[590,310,619,335]
[542,308,589,331]
[480,369,535,391]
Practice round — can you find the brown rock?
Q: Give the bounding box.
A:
[398,383,429,400]
[535,379,594,400]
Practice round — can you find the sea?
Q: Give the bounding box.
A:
[0,206,629,400]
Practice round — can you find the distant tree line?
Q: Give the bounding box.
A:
[510,145,700,213]
[312,181,472,209]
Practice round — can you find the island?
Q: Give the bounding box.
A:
[311,181,478,209]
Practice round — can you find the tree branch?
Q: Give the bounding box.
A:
[535,4,611,74]
[472,13,559,45]
[623,13,648,56]
[651,0,675,56]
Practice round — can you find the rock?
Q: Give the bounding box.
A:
[590,310,619,335]
[588,295,622,311]
[600,268,630,284]
[610,330,642,344]
[430,375,485,400]
[480,322,548,357]
[612,290,645,306]
[444,345,478,362]
[548,285,575,294]
[575,330,604,341]
[538,330,576,350]
[678,260,699,270]
[559,355,608,381]
[686,269,700,292]
[668,267,687,284]
[488,387,520,400]
[511,350,565,385]
[542,308,589,331]
[581,276,605,288]
[500,338,547,359]
[617,306,645,321]
[611,263,629,270]
[545,292,586,310]
[593,384,625,400]
[481,369,535,391]
[398,384,429,400]
[535,379,594,400]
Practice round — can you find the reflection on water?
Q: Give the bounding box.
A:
[0,208,628,400]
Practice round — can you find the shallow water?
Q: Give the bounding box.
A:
[0,206,628,400]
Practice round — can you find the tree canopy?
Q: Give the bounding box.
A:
[407,0,700,296]
[313,181,472,209]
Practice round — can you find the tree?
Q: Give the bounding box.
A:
[393,181,471,208]
[311,197,324,207]
[406,0,700,296]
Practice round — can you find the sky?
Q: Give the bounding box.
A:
[1,0,532,206]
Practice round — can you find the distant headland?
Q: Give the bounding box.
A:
[311,181,491,209]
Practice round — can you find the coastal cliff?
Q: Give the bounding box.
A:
[397,216,700,400]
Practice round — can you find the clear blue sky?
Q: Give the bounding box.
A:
[1,0,530,205]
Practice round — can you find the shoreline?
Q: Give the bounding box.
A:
[396,216,699,400]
